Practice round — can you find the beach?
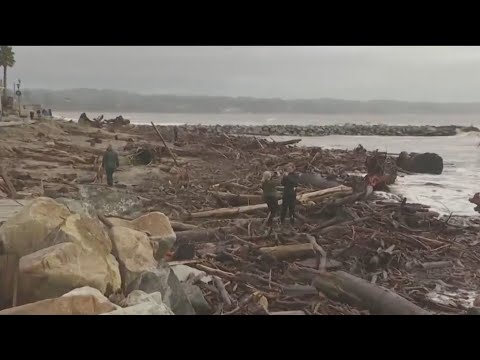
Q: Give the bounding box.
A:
[0,114,479,315]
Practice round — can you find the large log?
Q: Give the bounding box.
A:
[175,226,237,243]
[210,191,264,206]
[259,244,315,261]
[294,269,431,315]
[190,185,353,219]
[298,185,352,203]
[170,221,198,232]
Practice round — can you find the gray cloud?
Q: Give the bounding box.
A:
[7,46,480,101]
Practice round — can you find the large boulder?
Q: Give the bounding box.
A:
[0,294,117,315]
[109,226,157,290]
[126,262,195,315]
[396,152,444,175]
[48,213,112,255]
[0,197,70,257]
[108,212,176,259]
[103,290,173,315]
[62,286,121,310]
[19,242,121,304]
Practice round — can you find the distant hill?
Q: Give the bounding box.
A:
[17,88,480,114]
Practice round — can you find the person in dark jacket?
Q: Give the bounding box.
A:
[102,144,120,186]
[261,171,279,227]
[280,164,299,226]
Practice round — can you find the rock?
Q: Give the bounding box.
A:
[103,303,173,315]
[62,286,121,310]
[396,152,444,175]
[474,294,480,307]
[122,290,164,307]
[108,212,176,259]
[0,294,117,315]
[55,198,91,216]
[0,197,70,257]
[103,290,174,315]
[19,242,121,304]
[48,213,113,255]
[127,262,196,315]
[182,283,211,314]
[132,212,176,243]
[109,226,157,290]
[171,264,211,284]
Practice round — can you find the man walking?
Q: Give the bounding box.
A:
[102,144,119,187]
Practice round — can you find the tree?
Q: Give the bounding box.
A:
[0,46,15,101]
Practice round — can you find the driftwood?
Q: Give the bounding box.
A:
[298,185,353,203]
[210,191,264,206]
[259,244,316,261]
[151,122,178,166]
[1,168,17,199]
[175,227,238,243]
[190,186,353,219]
[269,310,305,315]
[170,221,199,232]
[213,276,232,307]
[291,267,431,315]
[270,138,302,146]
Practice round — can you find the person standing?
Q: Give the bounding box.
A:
[261,171,279,228]
[280,164,299,226]
[102,144,119,187]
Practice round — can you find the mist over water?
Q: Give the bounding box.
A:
[56,111,480,216]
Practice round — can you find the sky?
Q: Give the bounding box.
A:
[8,46,480,102]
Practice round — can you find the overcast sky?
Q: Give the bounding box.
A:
[8,46,480,102]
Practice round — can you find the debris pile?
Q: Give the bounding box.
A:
[0,118,479,315]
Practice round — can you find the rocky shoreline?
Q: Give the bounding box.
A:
[145,123,480,137]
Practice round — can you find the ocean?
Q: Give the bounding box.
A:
[55,111,480,216]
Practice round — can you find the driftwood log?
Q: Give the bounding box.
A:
[190,186,353,219]
[291,267,431,315]
[210,191,264,206]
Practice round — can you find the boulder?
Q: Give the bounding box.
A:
[19,242,121,304]
[132,212,176,241]
[55,198,91,216]
[126,262,196,315]
[103,290,174,315]
[109,226,157,290]
[171,264,211,284]
[0,294,117,315]
[396,152,444,175]
[62,286,121,310]
[48,213,112,255]
[103,303,173,315]
[107,212,176,259]
[182,283,211,315]
[0,197,70,257]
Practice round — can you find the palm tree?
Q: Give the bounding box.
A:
[0,46,15,102]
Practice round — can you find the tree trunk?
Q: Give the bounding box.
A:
[190,186,353,219]
[175,226,238,243]
[210,191,264,206]
[259,243,316,261]
[2,65,6,103]
[291,268,431,315]
[170,221,198,232]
